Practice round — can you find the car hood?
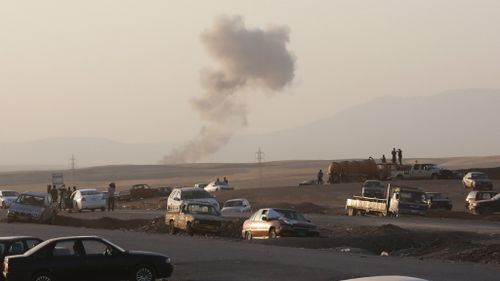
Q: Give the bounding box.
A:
[127,250,168,259]
[191,213,224,221]
[8,203,45,216]
[277,218,316,228]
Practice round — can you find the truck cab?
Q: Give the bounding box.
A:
[391,164,441,180]
[388,186,428,216]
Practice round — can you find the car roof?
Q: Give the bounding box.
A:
[225,198,247,202]
[175,187,203,191]
[0,190,18,193]
[45,236,102,243]
[77,188,99,192]
[342,276,428,281]
[0,236,41,242]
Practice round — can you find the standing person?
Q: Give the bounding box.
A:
[50,186,58,206]
[107,182,116,211]
[391,148,397,164]
[73,186,77,192]
[46,184,52,194]
[215,178,220,185]
[397,149,403,165]
[59,185,66,210]
[317,169,324,185]
[381,154,387,163]
[223,177,228,185]
[66,186,73,210]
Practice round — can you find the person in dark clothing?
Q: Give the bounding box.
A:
[391,148,397,164]
[46,184,52,194]
[66,186,73,210]
[381,154,387,163]
[223,177,228,184]
[73,186,77,192]
[215,178,221,185]
[50,186,58,205]
[317,169,324,185]
[397,149,403,165]
[107,182,116,211]
[59,187,66,210]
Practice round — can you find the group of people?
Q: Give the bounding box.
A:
[381,148,404,165]
[47,184,77,210]
[214,177,229,185]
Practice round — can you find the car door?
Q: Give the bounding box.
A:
[49,240,88,281]
[81,239,129,281]
[250,210,269,238]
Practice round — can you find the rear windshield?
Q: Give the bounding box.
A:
[2,191,19,197]
[400,191,426,203]
[471,173,488,180]
[17,194,46,206]
[181,190,212,200]
[224,200,243,207]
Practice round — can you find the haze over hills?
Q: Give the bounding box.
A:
[0,89,499,169]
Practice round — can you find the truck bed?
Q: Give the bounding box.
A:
[346,196,388,214]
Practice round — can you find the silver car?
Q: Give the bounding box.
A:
[0,190,19,209]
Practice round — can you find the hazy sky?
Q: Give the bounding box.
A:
[2,1,500,143]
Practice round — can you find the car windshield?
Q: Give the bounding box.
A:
[491,193,500,201]
[471,173,488,180]
[17,194,45,206]
[186,204,218,215]
[224,200,243,207]
[2,191,19,197]
[274,209,307,221]
[399,191,426,203]
[81,190,100,196]
[364,181,382,188]
[182,189,212,199]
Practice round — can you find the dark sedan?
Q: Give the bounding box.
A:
[425,192,453,210]
[3,236,173,281]
[470,193,500,215]
[0,236,42,281]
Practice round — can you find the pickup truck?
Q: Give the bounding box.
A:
[165,201,225,235]
[118,184,160,201]
[391,163,441,180]
[346,184,428,216]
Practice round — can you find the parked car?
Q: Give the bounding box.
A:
[465,190,498,210]
[204,181,234,192]
[167,187,219,212]
[0,190,19,209]
[157,186,173,197]
[242,208,319,239]
[391,163,441,180]
[462,172,493,190]
[165,201,224,235]
[424,192,452,210]
[361,180,385,198]
[7,192,57,224]
[298,179,319,186]
[118,184,160,201]
[0,236,42,281]
[71,189,106,212]
[469,193,500,215]
[221,199,251,217]
[437,169,463,179]
[2,236,173,281]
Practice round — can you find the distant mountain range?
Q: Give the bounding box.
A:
[1,89,499,169]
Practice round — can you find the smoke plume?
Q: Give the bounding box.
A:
[164,15,295,163]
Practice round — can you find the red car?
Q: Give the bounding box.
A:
[242,208,319,239]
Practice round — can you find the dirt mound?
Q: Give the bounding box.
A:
[426,209,500,221]
[268,202,331,214]
[53,215,150,230]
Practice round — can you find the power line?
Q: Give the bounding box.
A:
[255,147,265,188]
[69,154,77,186]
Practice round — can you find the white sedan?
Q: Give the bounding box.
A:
[204,182,234,192]
[0,190,19,209]
[221,199,251,217]
[71,188,107,212]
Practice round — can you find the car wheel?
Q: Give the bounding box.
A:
[169,220,177,234]
[186,222,194,236]
[244,231,252,240]
[32,272,54,281]
[268,228,277,239]
[131,265,156,281]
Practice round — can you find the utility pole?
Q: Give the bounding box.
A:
[255,147,265,188]
[69,154,77,187]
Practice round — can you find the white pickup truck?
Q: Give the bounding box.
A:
[391,163,441,180]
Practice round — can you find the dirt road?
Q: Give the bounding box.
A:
[1,223,499,281]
